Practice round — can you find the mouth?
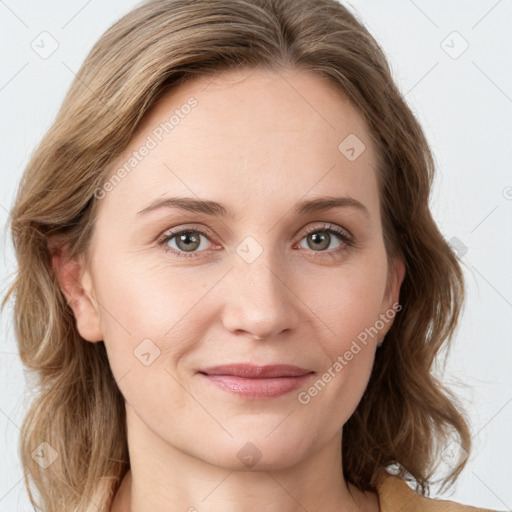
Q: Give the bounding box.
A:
[199,363,313,378]
[197,364,315,399]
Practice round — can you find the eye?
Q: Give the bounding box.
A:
[296,224,354,258]
[158,227,217,259]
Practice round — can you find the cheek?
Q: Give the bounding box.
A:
[298,257,388,356]
[297,273,382,431]
[92,252,228,378]
[94,249,213,332]
[94,256,208,426]
[293,254,387,419]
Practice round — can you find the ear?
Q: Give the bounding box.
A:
[48,235,103,343]
[386,255,405,306]
[380,255,406,330]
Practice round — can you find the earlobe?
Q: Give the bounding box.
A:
[48,237,103,343]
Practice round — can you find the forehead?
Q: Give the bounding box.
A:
[98,67,380,221]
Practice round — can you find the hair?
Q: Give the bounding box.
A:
[2,0,473,510]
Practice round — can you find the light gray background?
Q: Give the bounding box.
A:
[1,1,511,510]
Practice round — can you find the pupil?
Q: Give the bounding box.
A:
[312,233,325,244]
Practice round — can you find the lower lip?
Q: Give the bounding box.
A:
[199,373,314,399]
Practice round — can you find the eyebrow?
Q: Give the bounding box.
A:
[136,195,370,220]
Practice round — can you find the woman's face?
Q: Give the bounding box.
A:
[71,67,404,470]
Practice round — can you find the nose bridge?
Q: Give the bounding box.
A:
[237,243,281,298]
[220,233,299,339]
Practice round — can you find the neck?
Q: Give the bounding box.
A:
[110,405,380,512]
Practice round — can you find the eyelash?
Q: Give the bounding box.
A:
[157,223,355,260]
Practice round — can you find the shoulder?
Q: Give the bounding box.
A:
[374,469,502,512]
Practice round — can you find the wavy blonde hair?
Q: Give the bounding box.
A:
[2,0,472,510]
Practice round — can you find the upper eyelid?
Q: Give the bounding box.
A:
[158,224,216,243]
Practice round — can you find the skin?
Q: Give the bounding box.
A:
[52,66,405,512]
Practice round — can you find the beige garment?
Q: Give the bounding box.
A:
[374,469,504,512]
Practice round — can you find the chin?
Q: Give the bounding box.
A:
[195,434,310,472]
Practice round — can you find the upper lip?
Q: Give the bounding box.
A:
[198,364,314,378]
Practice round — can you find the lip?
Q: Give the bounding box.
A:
[198,364,315,399]
[199,364,313,378]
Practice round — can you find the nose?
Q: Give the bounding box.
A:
[220,254,301,341]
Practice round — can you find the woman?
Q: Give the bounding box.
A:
[2,0,501,511]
